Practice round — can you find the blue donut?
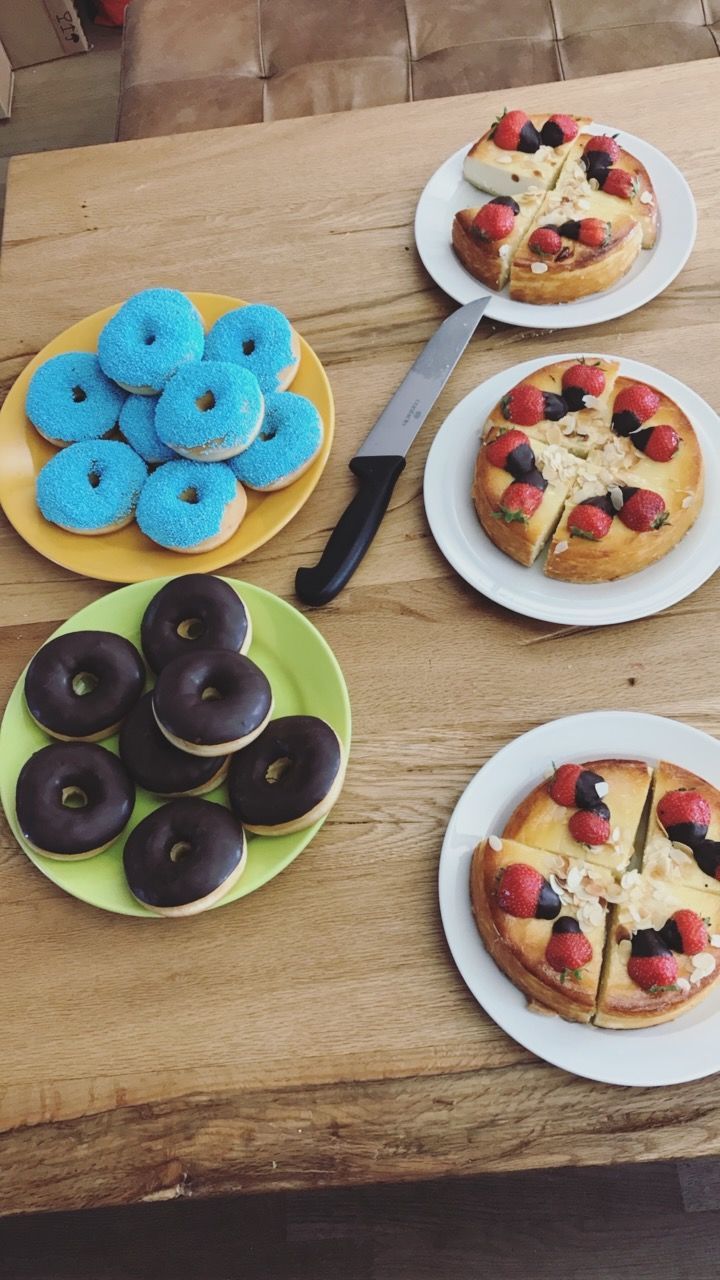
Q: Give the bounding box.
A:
[119,395,176,465]
[26,352,126,445]
[97,289,205,393]
[136,458,243,551]
[204,304,300,394]
[229,392,323,491]
[36,440,148,533]
[154,361,263,461]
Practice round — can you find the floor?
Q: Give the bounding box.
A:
[0,11,121,222]
[1,1161,720,1278]
[1,15,720,1279]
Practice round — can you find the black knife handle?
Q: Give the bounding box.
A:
[295,455,406,606]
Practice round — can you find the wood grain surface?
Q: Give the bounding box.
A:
[1,59,719,1217]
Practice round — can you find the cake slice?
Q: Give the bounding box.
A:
[642,762,720,897]
[452,190,545,291]
[509,202,642,305]
[597,376,704,497]
[482,357,619,455]
[555,132,658,249]
[595,874,720,1028]
[470,837,614,1023]
[502,759,652,873]
[463,110,590,199]
[472,433,569,567]
[545,480,700,583]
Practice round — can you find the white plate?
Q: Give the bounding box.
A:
[423,353,720,627]
[439,711,720,1087]
[415,123,696,328]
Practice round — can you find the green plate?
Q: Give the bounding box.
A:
[0,577,351,917]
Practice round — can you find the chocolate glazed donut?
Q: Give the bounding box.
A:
[228,715,345,835]
[153,649,273,756]
[123,797,247,916]
[15,741,135,859]
[141,574,251,673]
[119,692,229,796]
[24,630,145,741]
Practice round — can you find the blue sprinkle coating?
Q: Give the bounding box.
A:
[36,440,148,532]
[119,394,176,464]
[26,351,126,444]
[204,304,299,394]
[136,458,239,549]
[97,289,205,392]
[154,361,263,457]
[229,392,323,490]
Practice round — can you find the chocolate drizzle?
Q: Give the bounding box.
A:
[537,881,562,920]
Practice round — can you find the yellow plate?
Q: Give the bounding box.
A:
[0,293,334,583]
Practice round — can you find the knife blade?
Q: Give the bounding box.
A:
[295,296,489,606]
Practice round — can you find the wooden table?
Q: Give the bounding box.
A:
[1,59,719,1218]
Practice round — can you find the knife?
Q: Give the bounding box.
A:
[295,296,489,605]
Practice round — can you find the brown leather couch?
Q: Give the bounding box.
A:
[118,0,720,141]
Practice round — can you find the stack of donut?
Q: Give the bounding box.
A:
[29,289,325,553]
[15,575,346,917]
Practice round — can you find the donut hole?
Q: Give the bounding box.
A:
[265,756,292,784]
[144,334,157,346]
[242,339,255,356]
[72,671,99,697]
[61,785,88,810]
[201,686,222,702]
[71,385,87,404]
[179,487,200,505]
[169,840,192,863]
[259,424,277,442]
[88,470,101,489]
[195,391,216,413]
[177,617,205,641]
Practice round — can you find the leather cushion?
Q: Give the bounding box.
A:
[118,0,720,141]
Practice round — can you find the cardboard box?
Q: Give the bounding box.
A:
[0,1,89,69]
[0,37,13,118]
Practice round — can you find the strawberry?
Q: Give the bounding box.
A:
[495,480,544,523]
[601,168,638,200]
[568,807,611,847]
[501,383,545,426]
[540,114,579,147]
[661,909,709,957]
[528,226,562,257]
[496,862,560,919]
[545,917,593,976]
[577,218,611,248]
[657,789,710,848]
[561,362,606,410]
[485,429,535,478]
[627,930,679,992]
[612,383,661,435]
[637,424,680,463]
[568,500,613,541]
[548,763,583,807]
[472,202,516,241]
[617,487,668,532]
[491,109,541,154]
[695,839,720,881]
[549,763,606,810]
[584,134,621,163]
